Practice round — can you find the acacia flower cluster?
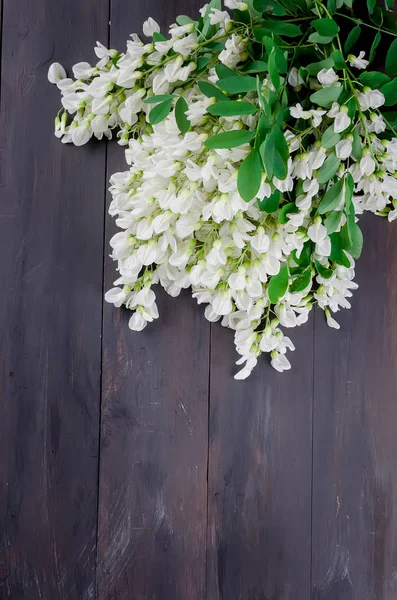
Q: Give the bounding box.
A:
[49,0,397,379]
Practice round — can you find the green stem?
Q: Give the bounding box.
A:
[335,12,397,38]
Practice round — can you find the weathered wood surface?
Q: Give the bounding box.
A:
[1,1,397,599]
[0,1,108,598]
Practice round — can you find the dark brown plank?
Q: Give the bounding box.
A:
[97,1,210,599]
[311,216,397,600]
[207,325,314,599]
[0,1,108,598]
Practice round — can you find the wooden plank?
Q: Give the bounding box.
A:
[0,1,108,598]
[97,1,210,599]
[206,325,314,599]
[311,216,397,600]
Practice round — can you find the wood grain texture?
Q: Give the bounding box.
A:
[96,2,210,600]
[0,1,108,598]
[311,216,397,600]
[207,324,313,600]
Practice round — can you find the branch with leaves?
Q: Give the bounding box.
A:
[48,0,397,379]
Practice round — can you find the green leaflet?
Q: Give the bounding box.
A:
[217,76,257,93]
[322,126,341,150]
[260,20,302,37]
[381,78,397,106]
[340,223,363,258]
[344,25,361,53]
[315,260,334,279]
[278,202,299,224]
[215,64,234,79]
[369,32,381,63]
[144,94,174,104]
[324,210,343,234]
[268,48,280,90]
[318,177,345,214]
[238,150,263,202]
[317,152,341,185]
[310,86,342,108]
[207,101,257,116]
[258,189,281,213]
[312,18,339,39]
[242,60,268,74]
[290,267,312,293]
[260,127,289,181]
[306,58,335,75]
[204,129,255,149]
[175,97,190,134]
[330,232,351,268]
[386,39,397,76]
[149,98,174,125]
[198,81,229,101]
[360,71,391,88]
[268,266,289,304]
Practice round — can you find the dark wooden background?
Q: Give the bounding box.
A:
[1,1,397,598]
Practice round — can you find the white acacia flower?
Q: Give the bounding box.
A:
[143,17,160,37]
[129,312,148,331]
[48,62,67,84]
[357,89,385,110]
[317,68,338,87]
[271,351,291,373]
[349,51,369,70]
[336,137,353,160]
[288,67,304,88]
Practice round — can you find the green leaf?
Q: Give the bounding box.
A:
[381,78,397,106]
[317,152,341,185]
[198,81,229,101]
[260,127,290,181]
[344,25,361,53]
[331,50,346,70]
[306,57,335,75]
[262,37,288,73]
[268,266,289,304]
[242,60,268,73]
[322,125,341,149]
[360,71,391,88]
[149,98,174,125]
[238,150,263,201]
[152,32,167,42]
[318,177,344,214]
[308,32,335,44]
[175,97,190,134]
[215,64,234,79]
[290,267,312,293]
[278,202,299,224]
[351,126,363,161]
[217,76,257,93]
[324,210,343,234]
[197,56,211,71]
[258,189,281,213]
[207,101,257,116]
[386,39,397,76]
[367,0,377,13]
[176,15,195,25]
[327,0,337,13]
[204,129,255,149]
[330,233,351,267]
[340,223,363,258]
[144,94,174,104]
[310,86,342,108]
[315,260,333,279]
[260,20,302,37]
[369,32,381,63]
[312,18,339,38]
[268,47,280,90]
